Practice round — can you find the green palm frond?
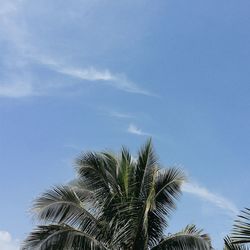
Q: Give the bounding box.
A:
[75,152,118,200]
[117,146,135,198]
[154,168,185,218]
[151,224,212,250]
[224,236,249,250]
[135,139,158,197]
[147,168,185,247]
[22,224,108,250]
[130,139,159,249]
[32,185,98,229]
[232,208,250,244]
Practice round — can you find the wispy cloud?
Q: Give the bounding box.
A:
[109,111,134,119]
[0,1,155,99]
[37,57,154,96]
[182,182,239,217]
[127,123,150,136]
[0,231,19,250]
[0,55,155,98]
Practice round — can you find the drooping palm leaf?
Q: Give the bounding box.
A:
[32,185,98,230]
[151,224,212,250]
[147,168,186,247]
[22,224,109,250]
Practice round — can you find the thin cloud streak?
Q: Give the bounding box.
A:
[0,55,156,98]
[109,111,134,119]
[182,182,239,217]
[38,57,154,96]
[127,123,150,136]
[0,61,154,98]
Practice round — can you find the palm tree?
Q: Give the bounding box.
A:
[22,140,212,250]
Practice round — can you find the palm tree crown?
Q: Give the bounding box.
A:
[23,140,212,250]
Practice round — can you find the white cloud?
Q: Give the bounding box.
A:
[127,123,150,136]
[0,231,19,250]
[57,67,114,82]
[182,182,239,217]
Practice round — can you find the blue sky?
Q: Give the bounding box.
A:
[0,0,250,249]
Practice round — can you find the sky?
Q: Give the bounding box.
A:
[0,0,250,249]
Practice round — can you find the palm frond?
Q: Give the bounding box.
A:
[147,168,185,247]
[76,152,111,192]
[32,185,98,229]
[129,139,158,249]
[135,139,158,198]
[75,151,120,200]
[151,224,212,250]
[232,208,250,244]
[154,168,185,217]
[116,146,135,198]
[22,224,108,250]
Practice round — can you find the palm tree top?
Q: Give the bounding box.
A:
[23,140,212,250]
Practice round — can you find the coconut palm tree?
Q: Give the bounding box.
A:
[22,140,212,250]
